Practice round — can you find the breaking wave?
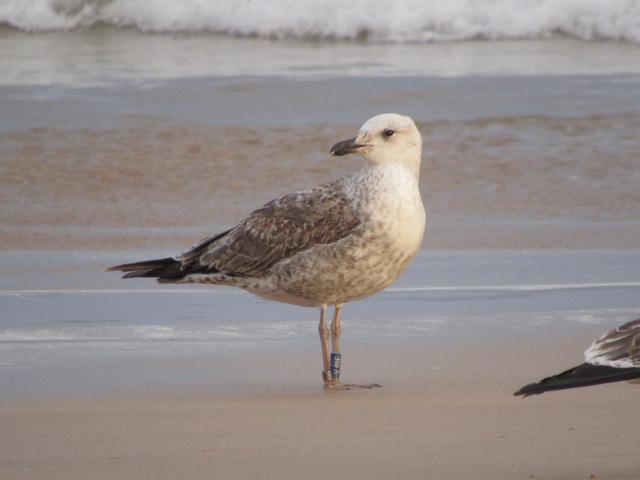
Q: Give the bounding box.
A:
[1,0,639,43]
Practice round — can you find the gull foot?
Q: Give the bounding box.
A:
[324,380,382,391]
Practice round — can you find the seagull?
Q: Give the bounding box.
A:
[107,113,426,389]
[515,318,640,396]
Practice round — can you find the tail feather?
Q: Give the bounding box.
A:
[514,363,640,397]
[106,228,233,282]
[107,257,186,281]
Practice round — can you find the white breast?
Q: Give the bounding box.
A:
[357,163,426,254]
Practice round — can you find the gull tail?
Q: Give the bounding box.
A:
[106,228,233,282]
[106,257,185,281]
[514,363,640,397]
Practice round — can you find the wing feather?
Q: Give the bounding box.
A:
[514,318,640,396]
[183,182,360,278]
[584,318,640,368]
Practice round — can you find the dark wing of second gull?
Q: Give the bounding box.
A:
[515,318,640,397]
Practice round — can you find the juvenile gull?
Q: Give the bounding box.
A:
[515,318,640,396]
[108,113,426,389]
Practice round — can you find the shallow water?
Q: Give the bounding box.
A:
[4,75,640,131]
[3,30,640,87]
[1,250,639,398]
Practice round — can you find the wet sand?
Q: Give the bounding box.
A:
[2,113,640,250]
[2,338,640,480]
[2,249,639,479]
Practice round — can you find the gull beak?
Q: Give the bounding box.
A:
[330,137,367,156]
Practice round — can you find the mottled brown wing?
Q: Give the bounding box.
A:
[585,318,640,368]
[191,182,361,277]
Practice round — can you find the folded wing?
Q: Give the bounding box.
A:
[107,182,361,281]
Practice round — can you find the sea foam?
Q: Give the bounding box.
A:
[1,0,639,43]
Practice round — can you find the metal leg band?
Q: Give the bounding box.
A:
[330,352,342,380]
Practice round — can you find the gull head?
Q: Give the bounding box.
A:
[330,113,422,172]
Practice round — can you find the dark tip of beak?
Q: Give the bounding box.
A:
[330,137,365,156]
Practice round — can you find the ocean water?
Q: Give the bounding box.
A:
[2,0,640,88]
[2,4,639,123]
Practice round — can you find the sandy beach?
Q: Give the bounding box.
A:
[2,339,640,480]
[2,6,640,479]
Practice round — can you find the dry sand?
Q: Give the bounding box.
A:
[2,338,639,480]
[2,115,639,250]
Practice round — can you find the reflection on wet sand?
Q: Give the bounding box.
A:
[2,114,639,249]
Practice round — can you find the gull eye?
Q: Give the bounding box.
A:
[382,128,395,139]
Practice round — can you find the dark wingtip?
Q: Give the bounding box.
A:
[513,363,640,397]
[122,269,153,279]
[513,384,540,397]
[105,261,151,273]
[105,257,180,278]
